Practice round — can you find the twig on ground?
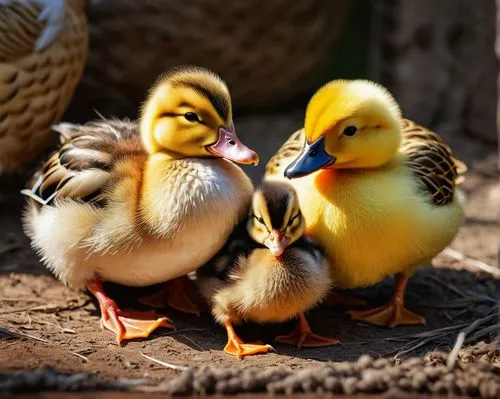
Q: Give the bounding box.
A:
[386,323,469,343]
[0,327,49,343]
[1,340,21,349]
[0,306,38,315]
[419,295,497,310]
[2,326,96,363]
[443,248,500,277]
[392,307,499,357]
[0,302,85,315]
[0,297,49,303]
[447,332,466,368]
[467,323,500,342]
[447,311,498,368]
[179,334,204,351]
[396,336,444,357]
[0,304,61,315]
[28,317,76,334]
[425,274,468,299]
[140,351,189,371]
[70,351,90,362]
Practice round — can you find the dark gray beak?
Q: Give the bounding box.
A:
[284,136,336,179]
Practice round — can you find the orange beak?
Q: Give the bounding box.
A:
[264,229,290,257]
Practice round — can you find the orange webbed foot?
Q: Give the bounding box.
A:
[224,340,274,359]
[102,307,173,343]
[348,304,425,327]
[139,286,169,309]
[166,276,204,315]
[348,273,425,327]
[223,322,273,359]
[88,279,173,343]
[276,330,340,348]
[139,276,204,316]
[276,313,340,348]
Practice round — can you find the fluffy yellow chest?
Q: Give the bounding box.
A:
[291,164,464,288]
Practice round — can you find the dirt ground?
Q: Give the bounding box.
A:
[0,111,499,395]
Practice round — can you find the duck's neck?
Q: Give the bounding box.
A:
[139,154,198,235]
[139,154,240,236]
[149,148,191,161]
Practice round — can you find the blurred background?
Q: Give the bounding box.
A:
[0,0,498,380]
[63,0,498,181]
[0,0,498,263]
[1,0,498,179]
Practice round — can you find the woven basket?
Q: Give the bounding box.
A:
[67,0,351,120]
[0,0,87,174]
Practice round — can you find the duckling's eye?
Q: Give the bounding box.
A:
[342,126,358,137]
[287,213,300,227]
[184,112,200,123]
[253,214,265,225]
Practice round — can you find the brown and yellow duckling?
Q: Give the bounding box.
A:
[22,65,258,343]
[197,181,339,359]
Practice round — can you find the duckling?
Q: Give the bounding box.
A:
[265,79,466,327]
[22,66,259,342]
[0,0,87,173]
[197,181,338,359]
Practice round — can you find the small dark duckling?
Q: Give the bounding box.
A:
[197,181,339,358]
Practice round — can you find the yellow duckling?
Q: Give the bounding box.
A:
[265,79,465,327]
[0,0,87,173]
[197,181,338,359]
[22,66,259,342]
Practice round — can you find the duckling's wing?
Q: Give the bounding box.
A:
[22,119,143,207]
[400,118,466,206]
[265,129,305,177]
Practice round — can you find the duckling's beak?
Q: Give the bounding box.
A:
[284,136,335,179]
[264,229,290,257]
[207,127,259,166]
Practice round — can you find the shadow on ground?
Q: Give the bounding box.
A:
[0,112,498,383]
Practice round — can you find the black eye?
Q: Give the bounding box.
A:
[343,126,358,137]
[184,112,200,122]
[254,214,264,224]
[287,213,300,227]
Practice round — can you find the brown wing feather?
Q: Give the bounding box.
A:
[0,2,42,62]
[22,119,145,207]
[400,118,466,206]
[265,128,304,177]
